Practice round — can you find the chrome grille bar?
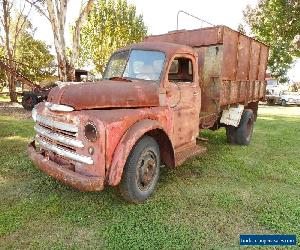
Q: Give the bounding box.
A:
[34,124,84,148]
[36,114,78,133]
[37,137,93,165]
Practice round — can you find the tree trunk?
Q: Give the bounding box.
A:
[43,0,94,82]
[2,0,18,102]
[69,0,94,77]
[8,74,17,102]
[66,62,75,81]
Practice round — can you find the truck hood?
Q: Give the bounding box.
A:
[47,80,160,110]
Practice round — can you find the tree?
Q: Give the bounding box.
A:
[0,1,55,100]
[243,0,300,83]
[0,0,34,101]
[15,31,55,83]
[237,23,246,35]
[80,0,147,74]
[28,0,94,81]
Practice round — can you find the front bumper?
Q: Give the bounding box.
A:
[27,140,104,191]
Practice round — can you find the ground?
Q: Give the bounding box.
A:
[0,102,299,249]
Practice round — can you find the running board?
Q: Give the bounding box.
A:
[175,144,207,166]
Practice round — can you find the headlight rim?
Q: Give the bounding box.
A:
[84,122,98,142]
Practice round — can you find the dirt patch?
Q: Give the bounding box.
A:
[0,102,31,119]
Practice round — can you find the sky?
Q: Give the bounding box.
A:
[30,0,300,81]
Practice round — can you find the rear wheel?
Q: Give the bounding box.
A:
[236,109,254,145]
[22,93,38,110]
[226,109,254,146]
[226,125,237,144]
[118,136,160,203]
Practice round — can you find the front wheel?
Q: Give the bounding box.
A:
[118,136,160,203]
[21,93,38,110]
[281,99,287,106]
[267,98,275,105]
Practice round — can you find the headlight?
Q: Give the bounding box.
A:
[84,122,98,142]
[32,108,37,122]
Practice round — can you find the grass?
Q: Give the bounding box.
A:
[0,106,299,249]
[0,95,22,103]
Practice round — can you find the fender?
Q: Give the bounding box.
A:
[107,119,172,186]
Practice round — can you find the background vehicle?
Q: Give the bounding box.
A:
[28,26,269,202]
[265,78,281,105]
[0,57,90,110]
[278,91,300,106]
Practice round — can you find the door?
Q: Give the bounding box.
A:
[166,55,201,149]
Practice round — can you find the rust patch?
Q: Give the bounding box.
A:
[28,141,104,191]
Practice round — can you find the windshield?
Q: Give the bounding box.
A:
[267,79,278,86]
[104,49,165,81]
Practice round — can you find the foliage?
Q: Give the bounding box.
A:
[80,0,147,74]
[15,32,55,83]
[289,82,300,92]
[26,0,94,82]
[0,106,300,248]
[0,1,55,100]
[237,23,246,35]
[243,0,300,83]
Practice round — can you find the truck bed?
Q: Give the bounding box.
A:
[145,26,269,119]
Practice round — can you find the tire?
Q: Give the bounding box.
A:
[118,136,160,203]
[267,98,275,105]
[22,93,38,110]
[281,99,287,106]
[226,125,237,144]
[235,109,254,145]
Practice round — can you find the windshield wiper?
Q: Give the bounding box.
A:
[108,76,132,82]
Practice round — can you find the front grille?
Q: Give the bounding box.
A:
[35,114,93,165]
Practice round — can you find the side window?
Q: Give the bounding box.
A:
[168,57,194,83]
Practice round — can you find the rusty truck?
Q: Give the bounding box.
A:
[28,26,268,203]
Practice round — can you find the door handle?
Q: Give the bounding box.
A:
[193,92,199,96]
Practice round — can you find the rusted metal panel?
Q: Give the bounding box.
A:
[107,119,171,186]
[145,26,268,110]
[195,46,223,116]
[249,41,261,80]
[221,28,239,80]
[145,26,224,47]
[220,80,266,106]
[28,141,104,191]
[48,81,160,110]
[258,45,269,80]
[236,35,251,80]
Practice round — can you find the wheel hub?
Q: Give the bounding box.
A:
[137,151,157,190]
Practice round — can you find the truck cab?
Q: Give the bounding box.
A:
[28,26,268,202]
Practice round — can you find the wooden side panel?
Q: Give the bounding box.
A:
[258,46,269,80]
[249,41,261,80]
[221,29,239,80]
[236,36,251,80]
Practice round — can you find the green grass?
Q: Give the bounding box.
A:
[0,106,300,249]
[0,95,22,102]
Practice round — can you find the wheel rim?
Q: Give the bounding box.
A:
[26,97,33,106]
[136,149,157,191]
